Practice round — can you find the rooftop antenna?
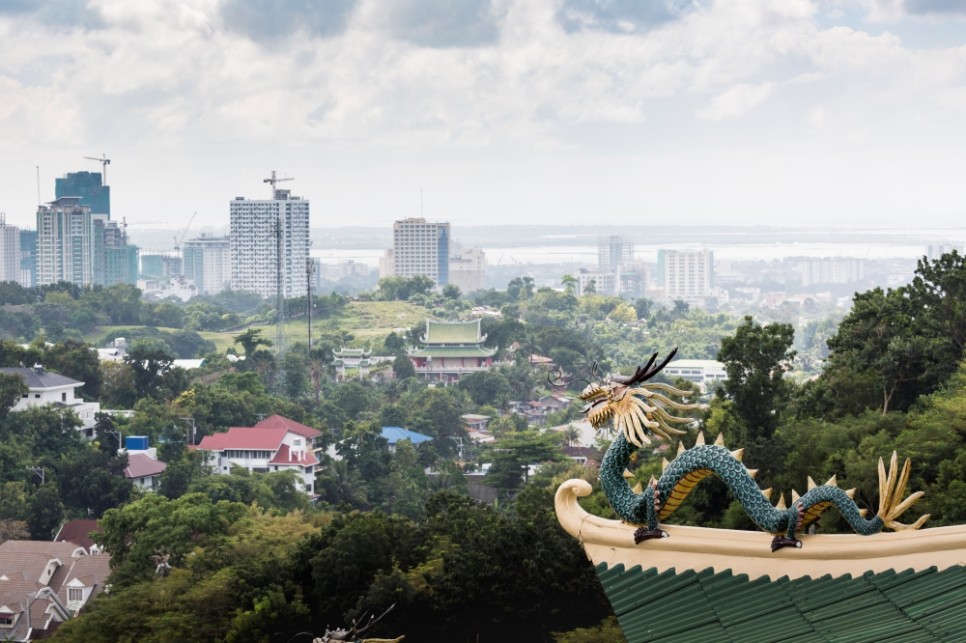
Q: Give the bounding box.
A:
[83,154,111,183]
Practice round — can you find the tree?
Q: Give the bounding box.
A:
[717,316,796,445]
[233,328,272,359]
[392,353,416,380]
[124,341,175,401]
[484,430,564,498]
[560,274,577,296]
[27,484,63,540]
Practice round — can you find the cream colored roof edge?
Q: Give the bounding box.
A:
[556,478,966,581]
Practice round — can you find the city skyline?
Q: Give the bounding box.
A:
[2,1,966,232]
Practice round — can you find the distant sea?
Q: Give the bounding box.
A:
[311,236,963,267]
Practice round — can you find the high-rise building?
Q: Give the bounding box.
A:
[598,235,634,272]
[55,171,110,217]
[36,197,94,286]
[392,218,450,285]
[92,216,138,286]
[19,229,36,287]
[448,248,486,293]
[183,235,231,296]
[658,249,714,304]
[0,214,20,283]
[230,188,310,299]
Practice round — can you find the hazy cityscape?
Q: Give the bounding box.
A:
[4,1,966,641]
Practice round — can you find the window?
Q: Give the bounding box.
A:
[68,588,83,602]
[0,612,14,626]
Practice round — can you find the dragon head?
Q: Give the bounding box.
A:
[579,349,702,447]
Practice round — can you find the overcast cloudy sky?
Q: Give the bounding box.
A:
[2,0,965,233]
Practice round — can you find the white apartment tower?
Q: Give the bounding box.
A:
[0,214,20,283]
[184,235,231,296]
[392,218,450,285]
[36,197,94,286]
[230,188,310,299]
[659,249,714,304]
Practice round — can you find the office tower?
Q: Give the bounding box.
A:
[55,171,110,217]
[598,235,634,272]
[392,218,450,286]
[448,248,486,293]
[0,214,20,283]
[230,188,310,299]
[658,249,714,303]
[183,235,231,296]
[35,197,93,286]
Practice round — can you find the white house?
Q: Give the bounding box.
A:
[123,453,167,492]
[662,359,728,392]
[195,423,321,496]
[0,367,101,437]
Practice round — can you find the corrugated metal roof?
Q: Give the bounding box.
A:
[596,563,966,643]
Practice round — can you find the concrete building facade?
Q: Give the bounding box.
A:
[183,234,231,296]
[0,214,20,283]
[35,197,94,286]
[658,248,714,304]
[392,218,450,285]
[230,189,310,299]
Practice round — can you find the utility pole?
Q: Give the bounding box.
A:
[306,258,315,350]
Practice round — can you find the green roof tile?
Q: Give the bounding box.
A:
[596,563,966,643]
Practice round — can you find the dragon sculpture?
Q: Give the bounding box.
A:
[580,350,929,551]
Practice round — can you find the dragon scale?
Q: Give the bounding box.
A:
[600,434,883,540]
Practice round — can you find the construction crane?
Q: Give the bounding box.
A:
[263,170,293,198]
[83,154,111,183]
[173,212,197,253]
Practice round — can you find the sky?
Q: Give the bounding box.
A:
[2,0,966,234]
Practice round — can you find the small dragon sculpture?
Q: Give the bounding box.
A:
[581,350,929,551]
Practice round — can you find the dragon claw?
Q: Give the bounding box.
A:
[634,527,669,544]
[770,536,803,552]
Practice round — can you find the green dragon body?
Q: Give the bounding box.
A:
[583,351,928,551]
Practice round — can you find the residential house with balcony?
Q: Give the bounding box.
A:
[195,417,321,496]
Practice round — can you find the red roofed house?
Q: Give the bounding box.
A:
[195,419,321,496]
[254,414,323,449]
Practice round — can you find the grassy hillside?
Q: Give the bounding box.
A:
[84,301,431,354]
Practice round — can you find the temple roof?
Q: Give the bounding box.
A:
[598,563,966,642]
[409,345,497,358]
[421,319,486,345]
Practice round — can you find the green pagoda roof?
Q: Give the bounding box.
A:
[409,346,497,358]
[421,319,486,345]
[598,563,966,643]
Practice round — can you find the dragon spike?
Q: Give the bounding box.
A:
[859,508,869,518]
[695,431,706,446]
[730,448,745,462]
[807,476,817,490]
[648,475,657,488]
[775,494,787,510]
[846,488,856,499]
[632,482,644,494]
[825,475,838,488]
[791,489,801,504]
[746,468,759,479]
[676,441,686,455]
[761,487,773,501]
[623,469,635,480]
[714,433,726,447]
[661,457,670,472]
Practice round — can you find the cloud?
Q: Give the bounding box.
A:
[0,0,104,28]
[696,82,775,121]
[383,0,503,48]
[220,0,357,43]
[556,0,704,34]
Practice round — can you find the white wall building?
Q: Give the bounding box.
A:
[230,187,310,299]
[658,249,714,305]
[36,197,94,286]
[392,218,450,285]
[0,214,20,283]
[448,247,486,293]
[0,366,101,436]
[183,234,231,296]
[662,359,727,393]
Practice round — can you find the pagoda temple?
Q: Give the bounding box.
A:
[408,319,497,383]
